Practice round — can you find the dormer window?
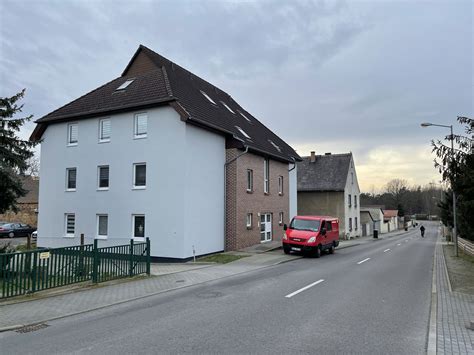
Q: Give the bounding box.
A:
[200,90,217,105]
[235,126,251,140]
[116,79,134,91]
[268,139,281,153]
[221,101,235,114]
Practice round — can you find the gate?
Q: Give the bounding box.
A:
[0,238,150,299]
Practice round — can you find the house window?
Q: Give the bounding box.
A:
[133,163,146,188]
[99,118,111,142]
[132,215,145,239]
[278,176,283,195]
[246,213,252,229]
[134,113,147,138]
[97,214,108,238]
[263,158,269,194]
[221,101,235,114]
[351,172,354,184]
[200,90,217,105]
[348,194,352,207]
[349,217,352,231]
[355,217,358,231]
[98,166,109,190]
[66,168,77,191]
[279,212,284,225]
[65,213,75,237]
[354,195,358,208]
[247,169,253,192]
[67,123,78,146]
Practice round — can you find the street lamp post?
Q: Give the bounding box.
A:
[421,122,458,256]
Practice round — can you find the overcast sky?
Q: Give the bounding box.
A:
[1,0,472,192]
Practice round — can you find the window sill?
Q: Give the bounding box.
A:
[67,143,78,147]
[63,234,75,238]
[133,237,146,242]
[96,236,107,240]
[132,186,146,190]
[246,190,253,194]
[97,188,109,191]
[133,135,147,140]
[246,226,252,230]
[65,189,76,192]
[98,139,110,144]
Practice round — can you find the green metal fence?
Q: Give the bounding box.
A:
[0,238,150,299]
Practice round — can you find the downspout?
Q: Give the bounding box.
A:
[288,157,296,172]
[224,146,249,251]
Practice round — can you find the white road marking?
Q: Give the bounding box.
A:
[397,243,401,246]
[357,258,371,265]
[405,240,409,242]
[384,249,391,253]
[285,279,325,298]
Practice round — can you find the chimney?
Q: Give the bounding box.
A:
[310,151,316,163]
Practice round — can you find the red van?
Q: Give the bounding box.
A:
[282,216,339,257]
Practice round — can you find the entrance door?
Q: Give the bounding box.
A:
[260,213,272,242]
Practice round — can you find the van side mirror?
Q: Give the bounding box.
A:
[283,224,287,231]
[321,227,327,235]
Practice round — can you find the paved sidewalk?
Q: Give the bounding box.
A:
[0,228,410,331]
[435,237,474,354]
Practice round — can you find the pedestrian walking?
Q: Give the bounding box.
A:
[420,225,425,237]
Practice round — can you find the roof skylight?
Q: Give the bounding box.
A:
[238,111,252,123]
[268,139,282,153]
[221,101,235,114]
[200,90,217,105]
[116,79,134,91]
[235,126,251,140]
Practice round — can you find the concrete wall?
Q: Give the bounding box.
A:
[297,191,346,235]
[343,156,361,239]
[37,106,225,259]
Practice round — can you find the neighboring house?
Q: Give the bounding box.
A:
[30,45,300,260]
[383,210,399,232]
[360,210,374,237]
[0,176,39,227]
[360,206,385,234]
[297,152,360,239]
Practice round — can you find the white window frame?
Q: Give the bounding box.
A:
[67,123,78,146]
[133,163,146,189]
[246,213,252,229]
[263,159,269,194]
[134,113,148,139]
[99,118,111,143]
[247,169,253,192]
[278,176,283,195]
[97,165,109,190]
[64,213,75,238]
[132,214,146,241]
[279,212,284,225]
[96,214,108,239]
[66,168,77,191]
[116,79,134,91]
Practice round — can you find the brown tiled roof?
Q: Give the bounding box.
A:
[32,45,300,163]
[383,210,399,218]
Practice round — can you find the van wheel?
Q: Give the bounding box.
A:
[314,247,321,258]
[328,245,335,254]
[283,246,291,255]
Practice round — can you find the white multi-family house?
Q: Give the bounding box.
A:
[296,151,361,239]
[31,45,301,260]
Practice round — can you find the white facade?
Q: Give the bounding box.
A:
[289,164,297,219]
[343,156,361,239]
[38,106,225,259]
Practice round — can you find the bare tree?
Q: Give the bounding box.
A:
[385,179,409,215]
[25,155,40,177]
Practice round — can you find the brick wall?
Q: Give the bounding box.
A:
[225,149,289,251]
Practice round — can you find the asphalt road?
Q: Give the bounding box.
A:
[0,236,27,248]
[0,222,437,354]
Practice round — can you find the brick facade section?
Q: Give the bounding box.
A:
[225,149,289,251]
[124,51,158,77]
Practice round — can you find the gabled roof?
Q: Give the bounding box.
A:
[297,153,352,192]
[383,210,399,218]
[31,45,300,163]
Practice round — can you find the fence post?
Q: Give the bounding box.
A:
[31,251,38,293]
[92,239,99,283]
[79,233,85,276]
[146,237,151,276]
[129,239,134,277]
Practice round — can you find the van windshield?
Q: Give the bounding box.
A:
[290,219,321,232]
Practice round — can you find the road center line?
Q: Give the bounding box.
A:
[357,258,371,265]
[285,279,325,298]
[384,248,391,253]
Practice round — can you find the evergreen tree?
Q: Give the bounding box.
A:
[0,89,38,213]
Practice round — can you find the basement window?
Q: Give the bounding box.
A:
[235,126,251,140]
[116,79,134,91]
[200,90,217,105]
[221,101,235,114]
